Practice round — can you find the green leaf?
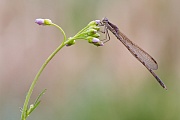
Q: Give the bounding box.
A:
[26,89,47,117]
[34,89,47,105]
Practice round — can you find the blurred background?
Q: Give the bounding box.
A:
[0,0,180,120]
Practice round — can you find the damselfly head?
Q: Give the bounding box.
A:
[101,17,109,24]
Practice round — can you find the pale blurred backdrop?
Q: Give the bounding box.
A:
[0,0,180,120]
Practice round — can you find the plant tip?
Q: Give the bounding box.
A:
[35,18,52,25]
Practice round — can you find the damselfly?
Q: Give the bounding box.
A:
[98,17,167,89]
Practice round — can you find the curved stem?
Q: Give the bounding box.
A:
[51,23,67,43]
[21,23,67,120]
[21,42,66,120]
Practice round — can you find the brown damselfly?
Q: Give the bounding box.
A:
[98,17,167,89]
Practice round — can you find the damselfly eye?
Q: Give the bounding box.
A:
[102,17,108,23]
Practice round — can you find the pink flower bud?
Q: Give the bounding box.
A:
[98,41,104,46]
[94,20,101,25]
[35,18,52,25]
[35,18,44,25]
[92,38,100,43]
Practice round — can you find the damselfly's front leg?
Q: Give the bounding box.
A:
[98,24,111,43]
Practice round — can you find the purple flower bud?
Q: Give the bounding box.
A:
[93,41,104,47]
[92,38,100,43]
[88,20,101,26]
[98,41,104,46]
[95,20,101,25]
[35,18,44,25]
[35,18,52,25]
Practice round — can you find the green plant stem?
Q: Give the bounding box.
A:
[21,23,69,120]
[51,23,66,43]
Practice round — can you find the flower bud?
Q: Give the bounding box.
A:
[44,19,52,25]
[88,21,96,26]
[93,41,104,46]
[35,18,52,25]
[88,26,100,31]
[87,37,98,43]
[35,18,44,25]
[92,38,100,43]
[66,38,76,46]
[94,20,101,25]
[88,20,101,26]
[86,29,97,36]
[92,33,100,38]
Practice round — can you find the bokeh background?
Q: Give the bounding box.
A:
[0,0,180,120]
